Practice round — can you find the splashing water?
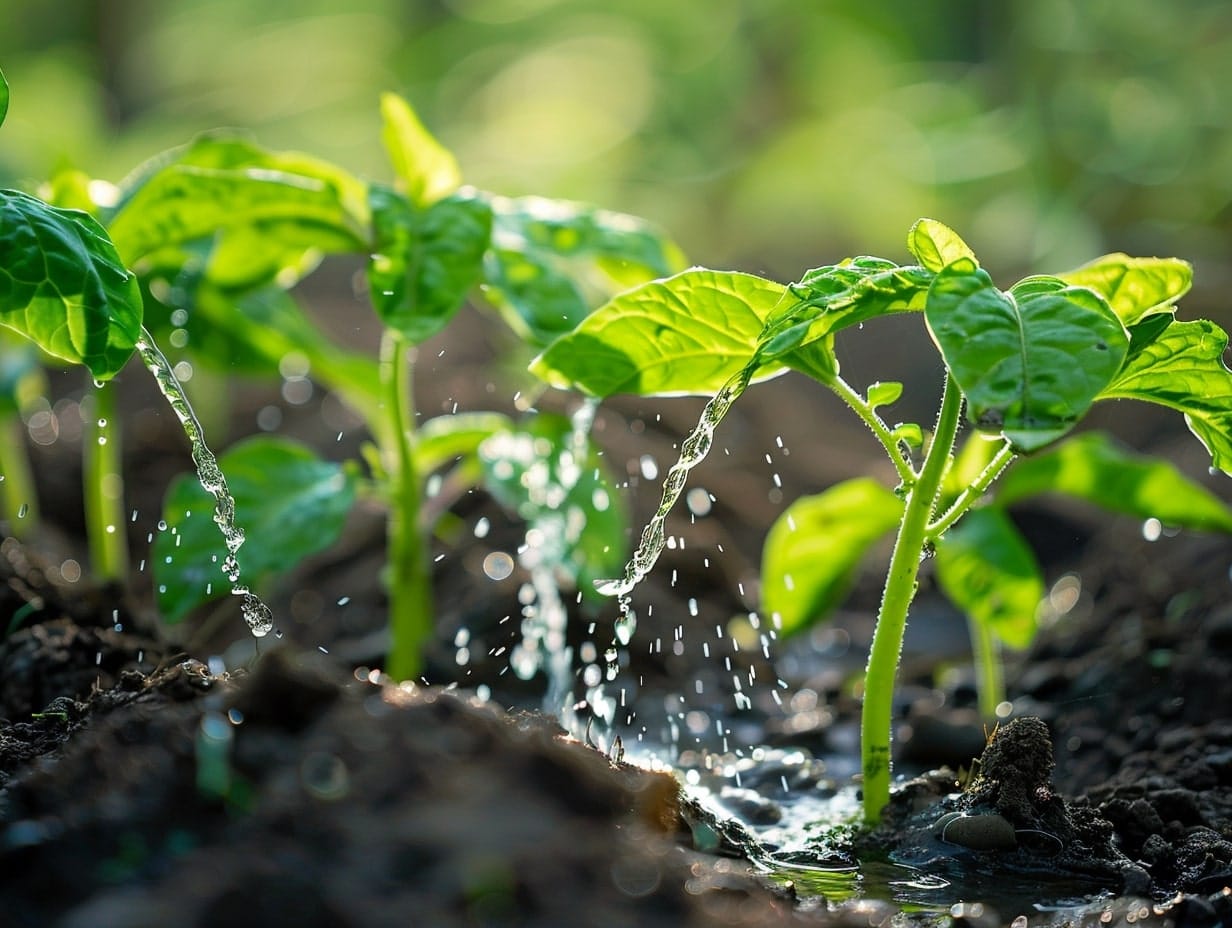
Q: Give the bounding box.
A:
[507,400,601,722]
[134,329,274,637]
[596,359,757,603]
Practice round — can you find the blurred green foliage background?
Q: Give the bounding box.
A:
[2,0,1230,294]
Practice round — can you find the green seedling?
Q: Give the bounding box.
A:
[531,218,1232,824]
[133,94,680,679]
[2,68,679,679]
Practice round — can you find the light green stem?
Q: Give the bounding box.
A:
[0,412,38,535]
[968,611,1005,720]
[927,441,1016,538]
[861,374,963,825]
[830,375,916,486]
[380,330,432,681]
[83,382,128,581]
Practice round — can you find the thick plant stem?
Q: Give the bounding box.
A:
[968,612,1005,720]
[83,382,128,581]
[861,375,963,825]
[0,412,38,536]
[380,330,432,681]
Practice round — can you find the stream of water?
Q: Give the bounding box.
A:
[133,328,275,637]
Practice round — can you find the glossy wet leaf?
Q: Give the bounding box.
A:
[0,190,142,379]
[154,437,358,624]
[531,269,789,397]
[105,135,368,289]
[368,185,492,344]
[483,195,686,347]
[906,218,977,273]
[925,261,1128,451]
[1099,319,1232,475]
[765,260,930,359]
[1056,254,1191,326]
[479,414,627,600]
[380,92,462,208]
[934,507,1042,650]
[0,67,9,129]
[761,478,902,636]
[995,431,1232,532]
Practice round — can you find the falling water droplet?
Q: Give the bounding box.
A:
[134,329,275,638]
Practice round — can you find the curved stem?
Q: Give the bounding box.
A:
[380,330,432,681]
[861,374,963,825]
[927,441,1016,538]
[83,381,128,581]
[829,375,917,486]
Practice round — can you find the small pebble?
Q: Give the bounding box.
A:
[933,811,1018,851]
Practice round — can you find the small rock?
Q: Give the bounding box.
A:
[932,811,1018,851]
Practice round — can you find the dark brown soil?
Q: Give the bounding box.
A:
[4,307,1232,926]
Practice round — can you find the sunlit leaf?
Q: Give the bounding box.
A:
[761,478,902,636]
[530,269,789,397]
[479,414,627,600]
[0,67,8,129]
[934,507,1042,650]
[906,218,977,273]
[368,185,492,344]
[0,190,142,379]
[764,259,930,359]
[1100,318,1232,476]
[105,134,369,288]
[380,92,463,207]
[483,195,687,347]
[995,431,1232,532]
[154,437,358,624]
[1056,254,1191,326]
[925,262,1128,451]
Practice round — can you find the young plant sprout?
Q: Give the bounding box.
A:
[1,67,678,682]
[531,218,1232,824]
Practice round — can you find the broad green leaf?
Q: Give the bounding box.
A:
[380,92,462,207]
[765,259,931,358]
[154,436,358,624]
[761,478,902,636]
[995,431,1232,532]
[0,67,8,129]
[479,414,627,600]
[106,135,369,287]
[1100,319,1232,475]
[907,218,977,273]
[483,195,687,347]
[934,507,1042,650]
[1056,254,1191,326]
[0,190,142,379]
[368,185,492,344]
[530,269,790,397]
[415,412,513,475]
[925,261,1128,451]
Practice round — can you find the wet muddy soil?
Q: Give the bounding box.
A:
[3,313,1232,926]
